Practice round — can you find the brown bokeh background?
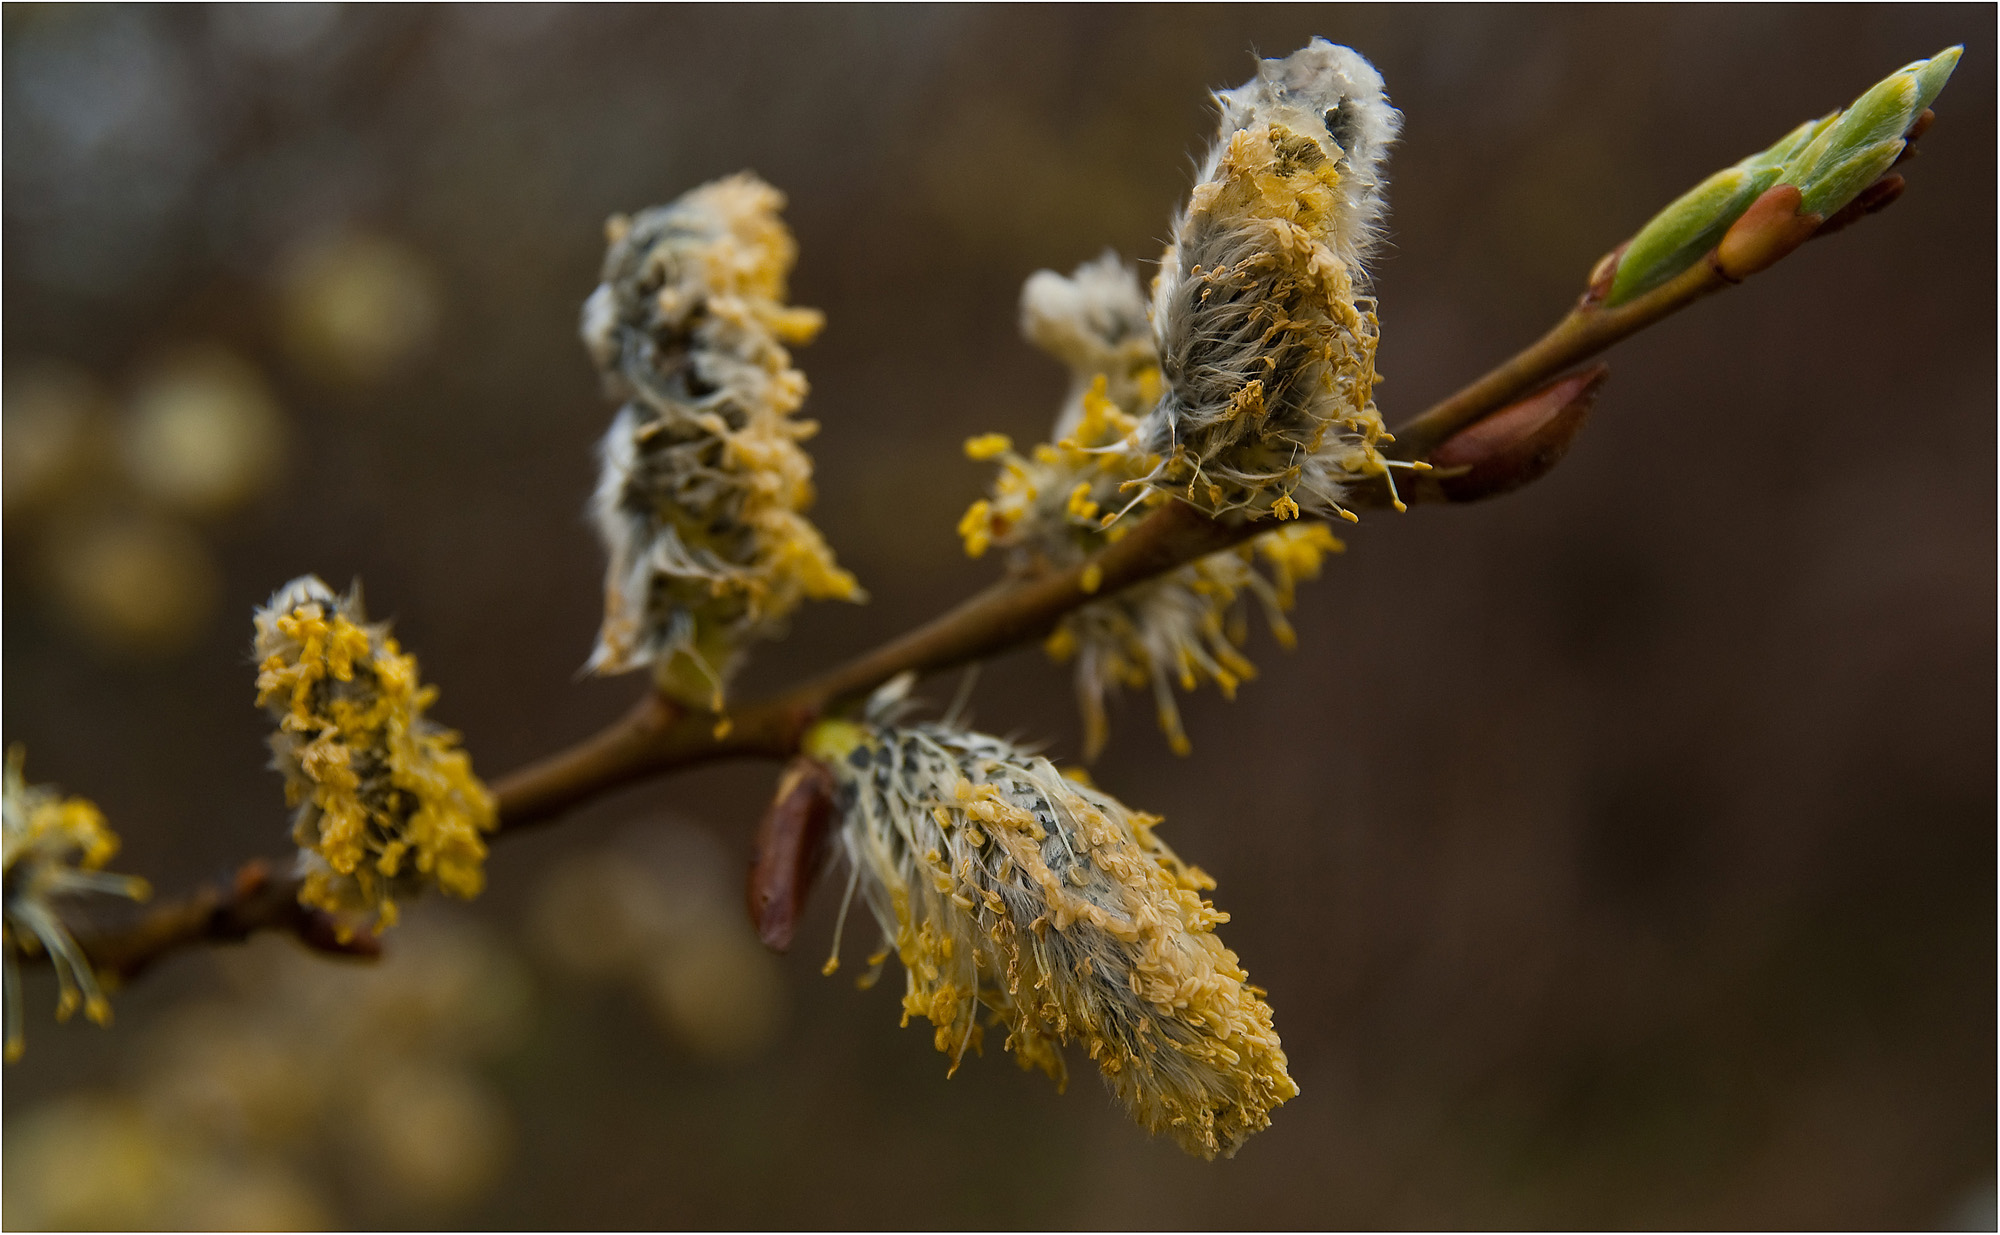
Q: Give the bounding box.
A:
[4,4,1993,1229]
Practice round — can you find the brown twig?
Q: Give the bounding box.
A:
[1386,250,1720,463]
[1385,171,1881,464]
[81,858,376,985]
[497,497,1262,833]
[49,170,1912,982]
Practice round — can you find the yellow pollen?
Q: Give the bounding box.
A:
[963,433,1013,461]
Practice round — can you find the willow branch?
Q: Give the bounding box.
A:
[68,503,1263,973]
[57,175,1916,981]
[495,496,1260,832]
[1386,254,1722,463]
[83,858,376,985]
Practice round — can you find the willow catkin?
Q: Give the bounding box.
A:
[254,576,494,935]
[1142,39,1405,522]
[963,254,1345,757]
[582,174,861,713]
[2,747,149,1060]
[809,714,1295,1159]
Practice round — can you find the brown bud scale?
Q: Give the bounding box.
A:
[1715,184,1819,281]
[1427,365,1608,503]
[747,755,840,952]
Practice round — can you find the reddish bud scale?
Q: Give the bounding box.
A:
[1429,365,1608,503]
[747,755,839,952]
[1715,184,1820,281]
[1816,174,1906,238]
[1583,242,1629,307]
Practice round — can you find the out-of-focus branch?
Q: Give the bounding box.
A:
[79,858,375,985]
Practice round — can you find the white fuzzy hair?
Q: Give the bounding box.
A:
[1203,37,1400,268]
[1141,40,1402,520]
[815,704,1296,1158]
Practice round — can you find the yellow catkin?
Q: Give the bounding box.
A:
[3,747,150,1059]
[963,433,1013,461]
[968,252,1352,756]
[253,577,494,935]
[583,173,862,709]
[1141,40,1400,522]
[810,718,1296,1159]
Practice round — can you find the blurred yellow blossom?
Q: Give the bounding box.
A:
[3,746,150,1061]
[642,922,785,1063]
[280,231,440,384]
[4,912,524,1229]
[7,348,292,663]
[121,346,287,516]
[353,1062,511,1210]
[531,823,787,1062]
[1,1096,188,1230]
[582,173,862,712]
[2,362,112,519]
[42,509,221,657]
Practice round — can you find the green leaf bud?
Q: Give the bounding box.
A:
[1609,165,1776,303]
[1828,72,1919,151]
[1743,116,1834,175]
[1910,45,1963,115]
[1606,46,1961,306]
[1795,139,1906,218]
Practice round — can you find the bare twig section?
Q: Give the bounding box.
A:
[490,690,691,833]
[77,859,375,984]
[1385,257,1730,465]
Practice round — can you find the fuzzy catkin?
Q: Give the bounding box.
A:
[582,173,861,710]
[809,716,1296,1159]
[2,747,149,1060]
[1019,250,1163,445]
[963,254,1345,757]
[1143,39,1402,521]
[254,576,494,934]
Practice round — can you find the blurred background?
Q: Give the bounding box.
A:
[3,4,1992,1229]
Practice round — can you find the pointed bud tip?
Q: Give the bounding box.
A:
[1912,47,1963,114]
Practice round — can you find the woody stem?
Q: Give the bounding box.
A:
[57,196,1884,979]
